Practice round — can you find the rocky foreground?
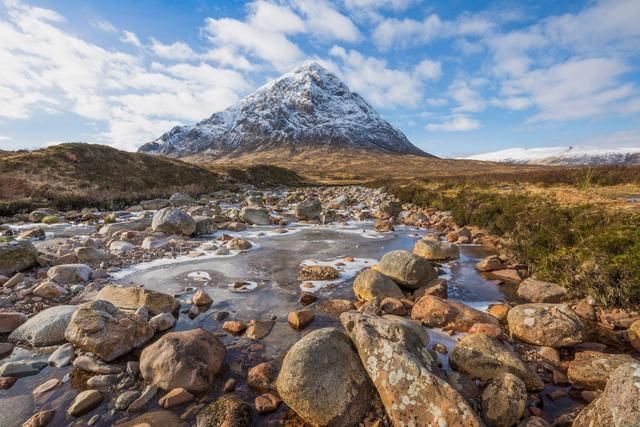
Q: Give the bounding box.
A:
[1,186,640,426]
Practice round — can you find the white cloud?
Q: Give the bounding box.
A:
[93,19,117,33]
[120,30,142,47]
[293,0,361,42]
[414,59,442,81]
[150,39,198,60]
[344,0,415,12]
[0,135,11,141]
[426,115,481,132]
[251,1,306,33]
[449,79,485,113]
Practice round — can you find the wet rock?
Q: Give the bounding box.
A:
[481,373,527,427]
[276,328,373,427]
[196,395,252,427]
[0,360,47,377]
[22,409,56,427]
[226,238,252,250]
[299,265,339,281]
[353,268,404,301]
[507,303,586,348]
[67,389,103,417]
[95,284,180,315]
[193,289,213,306]
[17,227,46,241]
[74,247,107,263]
[0,376,17,389]
[9,305,76,347]
[413,239,460,260]
[255,393,281,414]
[149,312,176,332]
[572,362,640,426]
[567,351,637,391]
[247,362,276,392]
[86,374,120,387]
[314,299,355,315]
[140,328,226,392]
[47,342,75,367]
[47,264,92,283]
[73,355,123,374]
[222,320,247,335]
[115,390,141,411]
[294,198,322,220]
[411,295,499,332]
[298,292,317,306]
[226,222,246,232]
[64,300,154,362]
[517,278,567,303]
[127,384,158,413]
[287,309,314,330]
[450,333,544,391]
[375,250,438,289]
[373,219,394,232]
[486,269,522,284]
[239,207,271,225]
[341,312,482,426]
[99,218,151,236]
[475,256,505,272]
[152,207,196,236]
[159,388,194,408]
[245,320,274,339]
[0,311,28,333]
[0,240,39,276]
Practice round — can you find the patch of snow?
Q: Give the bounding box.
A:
[464,145,640,166]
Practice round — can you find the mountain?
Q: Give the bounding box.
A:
[139,62,428,158]
[465,146,640,166]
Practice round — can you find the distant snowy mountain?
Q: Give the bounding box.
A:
[465,146,640,166]
[139,62,428,158]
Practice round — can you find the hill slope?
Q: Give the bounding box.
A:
[139,62,428,158]
[466,146,640,165]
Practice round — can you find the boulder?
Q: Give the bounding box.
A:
[95,285,180,315]
[196,396,252,427]
[375,250,437,289]
[341,312,482,426]
[375,200,401,220]
[64,300,154,361]
[140,328,226,392]
[573,362,640,427]
[411,295,499,332]
[152,207,196,236]
[413,239,460,261]
[328,195,349,210]
[247,362,276,391]
[481,373,527,427]
[169,192,195,206]
[293,198,322,220]
[47,264,92,283]
[226,238,252,250]
[486,269,522,284]
[193,216,217,235]
[17,227,45,240]
[475,256,505,272]
[567,351,637,391]
[507,303,586,348]
[149,313,176,332]
[98,218,151,236]
[74,247,108,263]
[517,278,567,303]
[276,328,373,427]
[0,240,39,276]
[239,207,271,225]
[449,333,544,391]
[353,268,404,301]
[9,305,77,347]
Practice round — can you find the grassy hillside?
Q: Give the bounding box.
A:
[0,143,223,215]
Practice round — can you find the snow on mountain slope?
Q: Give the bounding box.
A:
[465,146,640,166]
[139,62,427,157]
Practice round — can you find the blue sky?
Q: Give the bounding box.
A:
[0,0,639,157]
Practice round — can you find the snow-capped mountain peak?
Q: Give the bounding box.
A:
[464,145,640,166]
[139,62,427,157]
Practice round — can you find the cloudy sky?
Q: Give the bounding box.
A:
[1,0,639,157]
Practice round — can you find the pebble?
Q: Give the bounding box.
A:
[159,388,194,408]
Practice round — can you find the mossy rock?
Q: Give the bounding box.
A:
[41,215,61,224]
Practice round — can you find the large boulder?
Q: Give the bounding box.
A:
[413,239,460,261]
[353,268,404,301]
[341,312,483,427]
[516,278,567,303]
[293,198,321,220]
[275,328,373,427]
[140,328,226,392]
[64,300,154,362]
[47,264,92,283]
[196,395,252,427]
[411,295,499,332]
[152,207,196,236]
[375,250,437,289]
[0,240,39,276]
[9,305,77,347]
[193,216,217,235]
[95,285,180,315]
[507,303,586,348]
[567,351,637,391]
[449,333,544,391]
[481,373,527,427]
[573,362,640,426]
[375,200,401,220]
[239,207,271,225]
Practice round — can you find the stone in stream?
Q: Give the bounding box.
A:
[73,355,123,375]
[414,278,448,299]
[117,410,186,427]
[47,342,75,367]
[196,395,252,427]
[149,312,176,332]
[449,333,544,391]
[239,207,271,225]
[32,378,61,396]
[567,351,637,391]
[245,320,274,339]
[99,218,151,236]
[481,373,527,427]
[226,238,252,250]
[0,312,28,333]
[340,312,483,427]
[247,362,276,392]
[86,374,120,387]
[516,278,567,303]
[299,265,339,280]
[192,289,213,306]
[353,268,404,301]
[413,239,460,261]
[159,387,194,408]
[193,216,217,235]
[287,309,314,330]
[374,250,437,289]
[411,295,499,332]
[294,197,322,220]
[375,200,402,220]
[64,300,154,362]
[47,263,92,283]
[572,362,640,426]
[17,227,46,241]
[0,240,39,276]
[67,389,104,416]
[127,384,158,413]
[507,303,586,348]
[0,360,47,378]
[115,390,141,410]
[276,328,373,427]
[9,305,77,347]
[140,328,226,392]
[21,409,56,427]
[223,320,247,335]
[0,343,14,358]
[152,207,196,236]
[474,255,505,272]
[485,269,522,284]
[255,393,282,414]
[95,284,180,315]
